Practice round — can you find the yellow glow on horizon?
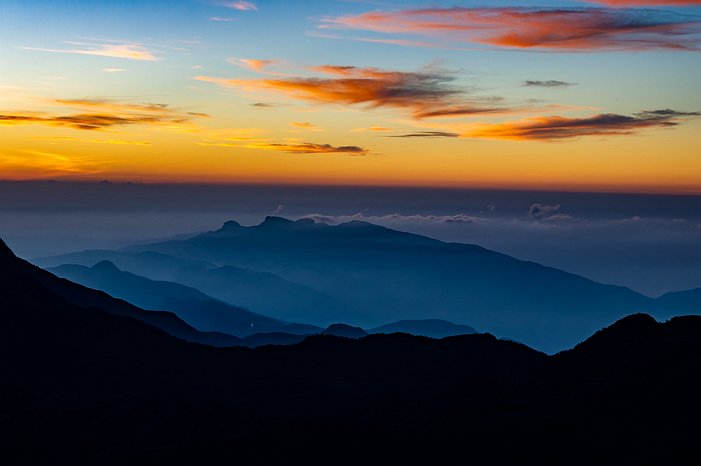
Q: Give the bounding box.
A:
[2,117,699,194]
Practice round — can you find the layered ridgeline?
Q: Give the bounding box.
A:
[37,217,701,352]
[39,248,337,323]
[3,238,701,463]
[0,239,240,347]
[48,261,321,337]
[47,261,473,342]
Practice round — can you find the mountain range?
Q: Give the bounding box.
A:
[46,260,476,343]
[2,237,700,463]
[36,216,701,352]
[48,260,320,337]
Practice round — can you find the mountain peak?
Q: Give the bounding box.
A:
[91,260,121,273]
[322,323,368,339]
[220,220,241,230]
[260,216,294,227]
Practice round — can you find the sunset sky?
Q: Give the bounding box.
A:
[1,0,700,192]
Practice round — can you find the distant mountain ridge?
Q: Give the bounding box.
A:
[35,217,701,352]
[38,248,338,323]
[47,261,477,342]
[370,319,476,338]
[48,261,319,337]
[0,239,240,347]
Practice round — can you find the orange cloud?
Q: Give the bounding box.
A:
[53,99,186,114]
[0,149,102,177]
[351,126,394,132]
[196,65,504,119]
[31,136,151,146]
[232,58,280,73]
[290,122,322,130]
[1,98,207,131]
[244,141,367,155]
[21,43,158,61]
[463,110,700,140]
[0,113,176,130]
[388,131,459,138]
[321,7,701,51]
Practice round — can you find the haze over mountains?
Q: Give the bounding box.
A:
[5,181,700,297]
[43,249,336,323]
[0,240,241,347]
[47,256,473,345]
[48,260,320,337]
[38,216,701,352]
[3,237,701,463]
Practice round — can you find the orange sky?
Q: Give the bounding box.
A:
[1,0,700,193]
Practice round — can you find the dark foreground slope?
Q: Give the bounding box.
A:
[2,240,701,464]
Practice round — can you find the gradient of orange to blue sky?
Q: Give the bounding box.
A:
[1,0,700,192]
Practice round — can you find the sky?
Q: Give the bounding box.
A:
[1,0,700,193]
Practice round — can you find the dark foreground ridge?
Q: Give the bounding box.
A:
[2,239,701,464]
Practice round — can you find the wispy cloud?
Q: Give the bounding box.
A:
[0,98,207,131]
[243,141,367,155]
[225,1,257,11]
[230,58,281,74]
[462,109,700,140]
[351,125,394,132]
[523,80,575,88]
[21,42,159,61]
[387,131,459,138]
[102,68,126,73]
[195,64,505,119]
[290,122,322,131]
[197,128,267,144]
[209,17,235,22]
[32,136,151,146]
[0,149,102,177]
[320,7,701,51]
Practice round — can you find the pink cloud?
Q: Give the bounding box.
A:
[321,7,701,51]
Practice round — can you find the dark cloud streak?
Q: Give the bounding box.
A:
[387,131,459,138]
[467,109,700,140]
[524,80,575,88]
